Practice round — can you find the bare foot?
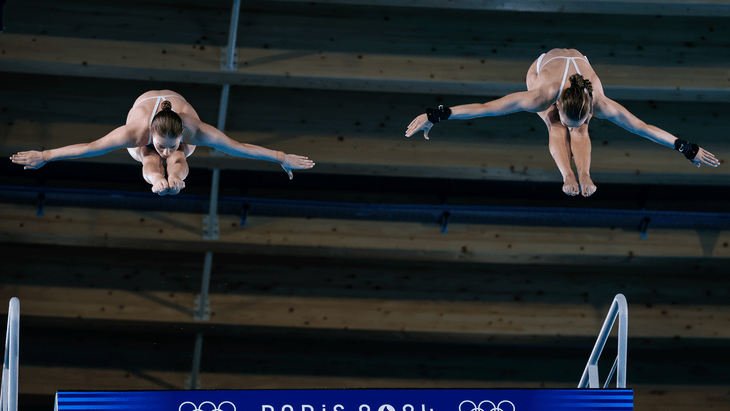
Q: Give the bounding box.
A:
[562,174,580,196]
[579,174,597,197]
[167,175,185,195]
[151,179,169,196]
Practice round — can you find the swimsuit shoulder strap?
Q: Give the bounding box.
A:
[147,96,167,145]
[554,56,590,104]
[538,56,567,73]
[555,58,572,104]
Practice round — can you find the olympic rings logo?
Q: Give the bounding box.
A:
[179,401,237,411]
[458,400,515,411]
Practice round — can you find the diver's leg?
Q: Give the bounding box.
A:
[165,149,189,195]
[549,126,580,196]
[129,146,169,195]
[538,109,579,196]
[569,123,596,197]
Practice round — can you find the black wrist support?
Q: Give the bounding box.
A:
[426,105,452,123]
[674,138,699,160]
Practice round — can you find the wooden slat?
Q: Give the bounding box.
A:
[5,243,727,307]
[2,204,730,264]
[19,366,730,411]
[278,0,730,17]
[1,34,728,102]
[2,120,728,185]
[23,365,568,392]
[1,283,728,339]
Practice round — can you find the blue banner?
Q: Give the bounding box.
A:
[56,389,633,411]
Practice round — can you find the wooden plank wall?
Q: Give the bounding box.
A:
[1,0,729,410]
[2,243,730,408]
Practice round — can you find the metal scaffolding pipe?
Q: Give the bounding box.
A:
[207,0,240,226]
[224,1,241,72]
[196,251,213,321]
[207,168,221,219]
[192,0,242,390]
[189,332,204,389]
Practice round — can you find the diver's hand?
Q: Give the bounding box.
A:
[405,114,433,140]
[691,147,720,168]
[279,153,315,180]
[10,150,47,169]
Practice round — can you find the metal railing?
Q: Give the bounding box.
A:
[578,293,628,388]
[1,297,19,411]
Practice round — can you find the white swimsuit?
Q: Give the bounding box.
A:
[133,95,186,145]
[536,54,590,104]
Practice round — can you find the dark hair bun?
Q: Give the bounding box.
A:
[150,100,183,139]
[569,74,593,96]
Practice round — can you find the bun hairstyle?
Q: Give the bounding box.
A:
[559,74,594,122]
[150,100,183,139]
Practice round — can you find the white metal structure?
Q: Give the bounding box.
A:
[578,293,628,388]
[1,297,19,411]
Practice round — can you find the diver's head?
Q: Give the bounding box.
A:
[150,100,183,158]
[556,74,593,129]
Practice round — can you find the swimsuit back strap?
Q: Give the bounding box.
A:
[536,53,546,75]
[554,57,588,104]
[148,96,167,145]
[555,59,572,104]
[571,58,583,76]
[149,96,168,126]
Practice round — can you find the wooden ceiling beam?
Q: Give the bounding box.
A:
[2,204,730,264]
[1,34,728,102]
[277,0,730,17]
[3,120,728,185]
[2,284,728,339]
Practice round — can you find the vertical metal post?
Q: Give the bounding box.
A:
[203,0,240,240]
[187,333,204,390]
[191,0,242,389]
[223,0,241,72]
[205,83,231,227]
[194,252,213,321]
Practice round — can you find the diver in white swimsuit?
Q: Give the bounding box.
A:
[405,48,719,197]
[11,90,315,196]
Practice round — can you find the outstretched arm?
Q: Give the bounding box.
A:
[405,89,551,139]
[10,125,141,169]
[192,121,314,179]
[594,96,720,167]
